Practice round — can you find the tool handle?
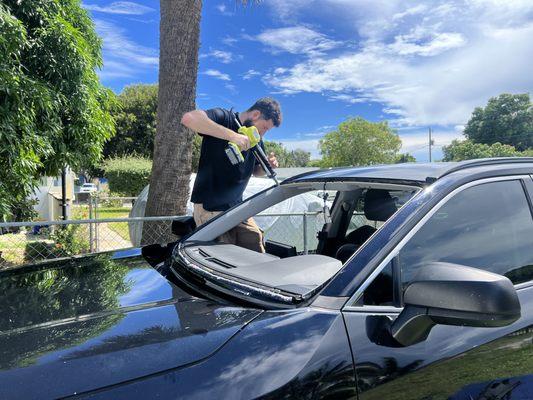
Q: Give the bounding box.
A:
[253,146,278,184]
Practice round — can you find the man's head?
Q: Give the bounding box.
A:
[242,97,282,136]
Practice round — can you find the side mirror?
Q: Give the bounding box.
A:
[391,262,521,346]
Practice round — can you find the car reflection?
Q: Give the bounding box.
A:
[0,255,131,369]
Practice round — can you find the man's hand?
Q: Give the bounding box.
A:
[231,133,251,151]
[268,152,279,169]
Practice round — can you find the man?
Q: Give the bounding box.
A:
[181,97,282,253]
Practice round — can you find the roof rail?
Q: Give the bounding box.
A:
[439,157,533,179]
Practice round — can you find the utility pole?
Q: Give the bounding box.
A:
[61,167,67,220]
[428,127,433,162]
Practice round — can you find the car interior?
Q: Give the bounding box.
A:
[179,181,419,299]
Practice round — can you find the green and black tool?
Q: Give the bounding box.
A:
[225,115,279,186]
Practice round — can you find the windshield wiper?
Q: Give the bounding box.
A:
[173,242,300,307]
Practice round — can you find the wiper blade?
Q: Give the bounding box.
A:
[172,243,299,306]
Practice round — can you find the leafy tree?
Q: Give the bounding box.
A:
[395,153,416,163]
[464,93,532,151]
[442,140,530,161]
[290,149,312,167]
[103,83,203,173]
[263,141,311,167]
[319,117,402,167]
[307,159,324,168]
[102,156,152,197]
[264,141,291,167]
[0,1,115,221]
[105,84,158,159]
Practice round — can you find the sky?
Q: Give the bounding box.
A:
[83,0,533,161]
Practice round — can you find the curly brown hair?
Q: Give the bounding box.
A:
[247,97,282,127]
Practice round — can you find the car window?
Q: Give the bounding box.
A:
[399,180,533,287]
[256,191,337,253]
[361,261,394,306]
[346,189,415,236]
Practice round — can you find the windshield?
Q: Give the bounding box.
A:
[176,181,419,306]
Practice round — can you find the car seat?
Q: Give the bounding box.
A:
[335,189,397,263]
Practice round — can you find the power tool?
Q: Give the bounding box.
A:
[225,115,279,186]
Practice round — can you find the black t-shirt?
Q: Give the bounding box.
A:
[191,108,262,211]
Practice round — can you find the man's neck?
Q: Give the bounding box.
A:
[238,111,249,122]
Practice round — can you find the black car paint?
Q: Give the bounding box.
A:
[0,255,261,399]
[344,287,533,399]
[0,161,531,399]
[79,310,357,399]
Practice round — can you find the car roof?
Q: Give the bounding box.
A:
[283,157,533,185]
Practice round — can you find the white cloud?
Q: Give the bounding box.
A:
[255,26,341,55]
[127,17,157,24]
[392,4,428,21]
[243,69,262,80]
[222,36,238,46]
[84,1,154,15]
[94,19,158,79]
[224,83,238,94]
[216,3,234,16]
[389,31,466,56]
[280,139,321,159]
[262,0,533,127]
[328,94,368,104]
[97,60,136,79]
[200,49,236,64]
[203,69,231,81]
[264,0,311,23]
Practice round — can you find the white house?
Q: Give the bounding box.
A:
[32,170,76,221]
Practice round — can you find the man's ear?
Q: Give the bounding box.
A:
[251,110,261,120]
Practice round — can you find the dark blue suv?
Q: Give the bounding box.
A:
[1,158,532,399]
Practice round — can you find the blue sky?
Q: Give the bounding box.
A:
[83,0,533,161]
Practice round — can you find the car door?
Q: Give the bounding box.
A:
[342,176,533,400]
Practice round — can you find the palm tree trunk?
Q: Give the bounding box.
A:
[142,0,201,245]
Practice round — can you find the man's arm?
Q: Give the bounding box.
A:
[253,152,278,177]
[181,110,250,150]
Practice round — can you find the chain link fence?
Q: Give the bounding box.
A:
[0,217,177,270]
[0,211,346,270]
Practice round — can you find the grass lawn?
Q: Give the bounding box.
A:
[73,205,130,220]
[0,230,56,268]
[1,207,133,269]
[108,222,130,241]
[360,327,533,400]
[72,205,131,242]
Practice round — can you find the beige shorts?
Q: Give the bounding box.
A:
[193,203,265,253]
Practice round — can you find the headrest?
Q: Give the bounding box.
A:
[364,189,397,222]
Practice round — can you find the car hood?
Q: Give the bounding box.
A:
[0,252,261,399]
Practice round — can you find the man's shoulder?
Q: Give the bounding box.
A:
[205,107,233,126]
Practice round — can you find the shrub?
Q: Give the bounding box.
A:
[96,187,124,208]
[102,156,152,197]
[24,241,58,262]
[50,225,90,256]
[25,224,90,263]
